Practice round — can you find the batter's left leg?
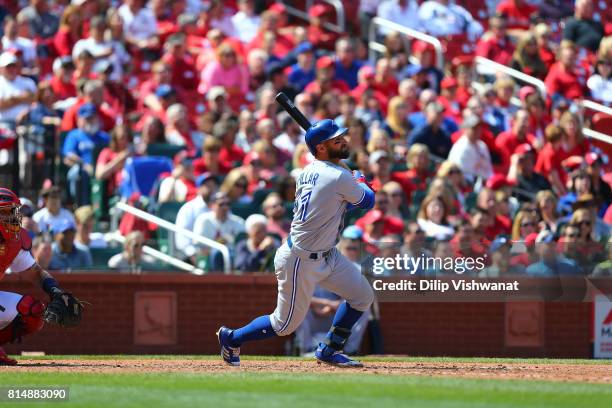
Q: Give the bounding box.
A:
[315,250,374,367]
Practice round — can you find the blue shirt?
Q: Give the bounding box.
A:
[288,64,316,92]
[408,112,458,134]
[408,124,453,159]
[49,242,93,271]
[62,129,110,165]
[526,257,583,276]
[334,60,365,89]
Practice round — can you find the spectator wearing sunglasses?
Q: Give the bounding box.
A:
[108,231,155,273]
[511,209,540,242]
[558,222,593,272]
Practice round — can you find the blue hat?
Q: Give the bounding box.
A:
[155,84,176,99]
[77,103,97,119]
[52,218,76,235]
[295,41,313,55]
[403,64,426,77]
[196,172,218,187]
[304,119,347,154]
[342,225,363,240]
[489,235,511,253]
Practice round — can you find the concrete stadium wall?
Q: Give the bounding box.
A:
[2,274,592,358]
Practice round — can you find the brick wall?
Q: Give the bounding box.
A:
[1,274,592,358]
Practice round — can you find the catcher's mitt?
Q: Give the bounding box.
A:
[43,291,85,327]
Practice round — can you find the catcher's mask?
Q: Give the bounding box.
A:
[0,187,23,228]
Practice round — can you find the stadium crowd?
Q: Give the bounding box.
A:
[0,0,610,278]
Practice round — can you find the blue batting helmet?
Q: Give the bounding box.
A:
[304,119,348,154]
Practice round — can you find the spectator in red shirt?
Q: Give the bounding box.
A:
[164,103,203,155]
[559,110,591,159]
[368,150,413,203]
[438,77,462,123]
[399,143,434,195]
[161,33,198,91]
[496,0,537,32]
[545,41,587,100]
[373,57,399,98]
[495,109,537,171]
[214,119,245,169]
[95,124,133,196]
[60,79,116,132]
[139,61,175,110]
[511,33,548,80]
[535,124,568,195]
[477,187,512,241]
[193,137,232,177]
[476,15,515,67]
[53,5,81,57]
[304,56,350,99]
[95,61,136,121]
[247,10,295,57]
[73,48,95,83]
[454,62,475,110]
[240,151,270,194]
[307,4,339,51]
[251,139,289,181]
[535,23,556,69]
[50,56,77,102]
[523,92,550,145]
[350,65,387,113]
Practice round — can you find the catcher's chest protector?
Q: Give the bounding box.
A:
[0,227,32,279]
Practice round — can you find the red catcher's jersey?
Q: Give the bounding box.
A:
[0,226,32,280]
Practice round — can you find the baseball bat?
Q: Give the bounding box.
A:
[275,92,311,131]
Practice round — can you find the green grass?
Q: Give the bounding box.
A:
[0,356,610,408]
[14,354,612,365]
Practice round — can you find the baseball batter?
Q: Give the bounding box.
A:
[0,188,83,365]
[218,119,375,367]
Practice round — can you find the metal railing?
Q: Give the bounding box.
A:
[474,56,548,98]
[368,17,444,70]
[582,99,612,118]
[278,0,345,33]
[583,128,612,146]
[106,231,206,275]
[111,201,232,274]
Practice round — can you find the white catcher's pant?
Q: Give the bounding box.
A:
[0,291,23,330]
[270,243,374,336]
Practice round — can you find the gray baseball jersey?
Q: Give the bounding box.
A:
[270,160,374,336]
[291,161,366,252]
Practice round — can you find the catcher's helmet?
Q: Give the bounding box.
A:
[304,119,348,154]
[0,187,22,226]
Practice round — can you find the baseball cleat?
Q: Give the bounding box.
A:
[314,344,363,368]
[0,347,17,366]
[217,326,240,366]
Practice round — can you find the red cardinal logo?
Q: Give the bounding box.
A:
[604,309,612,325]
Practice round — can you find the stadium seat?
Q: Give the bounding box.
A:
[120,156,173,199]
[90,246,123,268]
[156,201,183,254]
[146,143,186,159]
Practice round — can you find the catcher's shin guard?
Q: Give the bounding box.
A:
[0,295,45,345]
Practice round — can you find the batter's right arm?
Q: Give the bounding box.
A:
[338,171,375,210]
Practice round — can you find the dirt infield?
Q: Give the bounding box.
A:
[5,359,611,384]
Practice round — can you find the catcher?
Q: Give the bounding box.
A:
[0,188,83,365]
